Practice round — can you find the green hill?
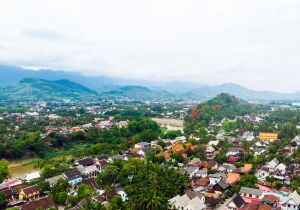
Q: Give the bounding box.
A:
[185,93,255,126]
[103,85,173,100]
[0,78,98,102]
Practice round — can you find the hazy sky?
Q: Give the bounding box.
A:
[0,0,300,92]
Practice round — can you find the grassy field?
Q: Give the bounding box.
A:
[8,144,87,178]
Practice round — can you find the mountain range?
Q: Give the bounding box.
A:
[0,78,97,102]
[1,64,300,101]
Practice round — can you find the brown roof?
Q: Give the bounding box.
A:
[21,196,55,210]
[258,204,272,210]
[22,185,39,195]
[172,144,184,153]
[242,164,253,173]
[207,160,217,167]
[241,203,259,210]
[195,178,210,186]
[261,195,279,203]
[79,178,98,189]
[226,173,240,186]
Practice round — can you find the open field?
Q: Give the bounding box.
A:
[152,118,184,127]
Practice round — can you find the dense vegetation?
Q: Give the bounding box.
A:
[0,78,97,102]
[96,159,189,210]
[0,117,161,159]
[184,93,267,133]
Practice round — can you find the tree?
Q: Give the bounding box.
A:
[0,192,8,210]
[239,174,258,189]
[77,184,97,208]
[108,195,124,210]
[57,191,68,205]
[0,160,9,183]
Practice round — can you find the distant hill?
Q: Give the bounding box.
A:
[0,78,97,102]
[185,93,256,126]
[185,83,300,101]
[0,65,124,92]
[2,65,300,101]
[103,85,173,100]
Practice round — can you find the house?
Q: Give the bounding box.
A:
[25,172,41,182]
[172,144,185,153]
[227,156,239,164]
[292,135,300,146]
[207,160,218,169]
[195,177,210,187]
[256,167,270,180]
[134,142,150,149]
[182,196,206,210]
[240,187,263,199]
[240,203,259,210]
[78,178,98,189]
[45,175,66,187]
[21,196,55,210]
[226,173,240,186]
[77,165,99,178]
[260,195,279,208]
[186,166,199,178]
[96,159,109,173]
[226,147,243,157]
[253,147,266,156]
[222,164,237,173]
[195,168,208,178]
[259,133,278,142]
[242,131,255,141]
[169,192,206,210]
[281,191,300,210]
[257,204,272,210]
[267,158,279,170]
[241,164,253,174]
[19,185,40,201]
[209,173,226,185]
[213,179,229,192]
[137,147,152,157]
[226,195,245,210]
[169,194,190,210]
[75,157,94,167]
[189,158,201,166]
[117,190,128,201]
[63,170,82,186]
[216,130,226,140]
[0,186,13,200]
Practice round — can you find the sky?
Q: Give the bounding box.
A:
[0,0,300,92]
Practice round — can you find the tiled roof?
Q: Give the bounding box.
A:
[258,204,272,210]
[231,195,245,208]
[240,187,263,196]
[172,144,184,153]
[21,196,55,210]
[77,157,94,166]
[261,195,278,203]
[64,170,81,179]
[22,185,39,195]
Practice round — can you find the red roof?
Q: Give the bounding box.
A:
[2,179,22,187]
[227,156,239,163]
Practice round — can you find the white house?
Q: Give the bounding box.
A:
[169,194,190,210]
[281,191,300,210]
[242,131,255,141]
[183,197,206,210]
[25,172,41,182]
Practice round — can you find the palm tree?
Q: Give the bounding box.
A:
[144,191,165,210]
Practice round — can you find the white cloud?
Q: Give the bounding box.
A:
[0,0,300,92]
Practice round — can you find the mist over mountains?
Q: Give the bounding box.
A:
[1,64,300,101]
